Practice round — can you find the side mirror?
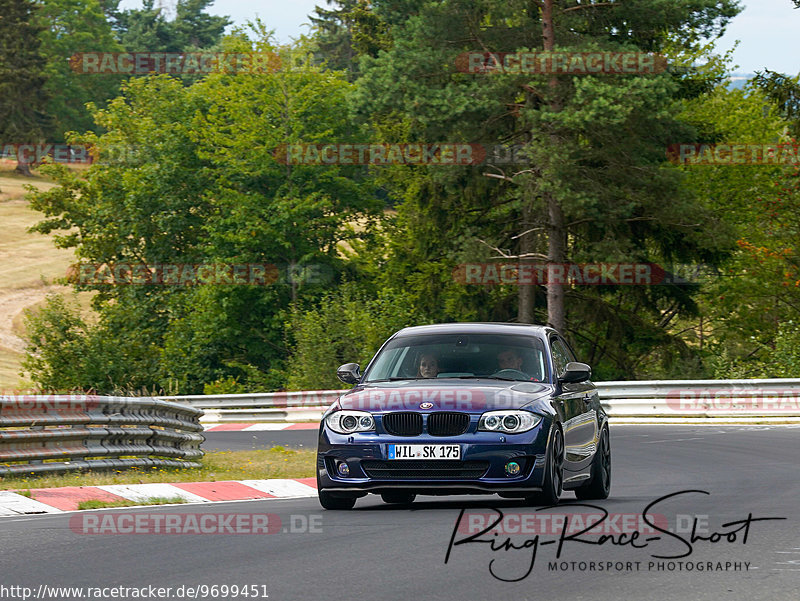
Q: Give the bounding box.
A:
[336,363,361,385]
[559,362,591,384]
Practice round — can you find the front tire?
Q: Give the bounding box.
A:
[526,425,563,506]
[575,425,611,500]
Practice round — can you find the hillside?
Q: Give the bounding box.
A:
[0,163,80,391]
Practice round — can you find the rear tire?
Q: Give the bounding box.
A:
[575,426,611,500]
[318,490,357,510]
[380,492,416,505]
[526,426,563,507]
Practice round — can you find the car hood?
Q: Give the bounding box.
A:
[337,379,554,414]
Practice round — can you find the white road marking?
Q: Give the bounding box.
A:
[642,437,704,444]
[0,491,62,514]
[239,479,317,498]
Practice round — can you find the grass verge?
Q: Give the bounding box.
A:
[0,446,316,491]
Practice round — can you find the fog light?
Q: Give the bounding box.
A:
[337,461,350,477]
[505,461,521,476]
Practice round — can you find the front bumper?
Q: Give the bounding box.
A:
[317,417,552,495]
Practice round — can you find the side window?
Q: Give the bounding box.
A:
[550,337,575,378]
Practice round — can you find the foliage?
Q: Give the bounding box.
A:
[25,32,381,394]
[21,1,800,390]
[0,0,50,172]
[35,0,123,142]
[111,0,230,53]
[348,0,741,378]
[284,283,420,390]
[21,294,166,393]
[677,77,797,371]
[310,0,391,77]
[711,321,800,378]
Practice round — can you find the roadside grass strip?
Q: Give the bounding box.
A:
[0,448,318,515]
[0,447,315,491]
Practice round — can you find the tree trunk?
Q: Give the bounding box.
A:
[14,160,33,176]
[546,192,566,332]
[542,0,555,53]
[542,0,566,332]
[517,202,535,323]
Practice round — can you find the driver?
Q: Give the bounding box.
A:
[497,348,524,371]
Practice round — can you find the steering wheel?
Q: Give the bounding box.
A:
[489,368,530,379]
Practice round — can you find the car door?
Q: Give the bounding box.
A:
[549,335,598,472]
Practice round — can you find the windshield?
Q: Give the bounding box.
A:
[362,333,549,383]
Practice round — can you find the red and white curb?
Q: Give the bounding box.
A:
[203,422,318,431]
[0,478,318,516]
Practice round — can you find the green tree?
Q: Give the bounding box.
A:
[285,283,418,390]
[676,78,790,369]
[0,0,50,175]
[27,75,217,393]
[36,0,124,142]
[309,0,391,77]
[160,34,382,391]
[25,32,381,393]
[351,0,740,377]
[112,0,229,52]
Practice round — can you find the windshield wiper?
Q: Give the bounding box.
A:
[365,377,428,382]
[368,375,529,382]
[451,375,521,381]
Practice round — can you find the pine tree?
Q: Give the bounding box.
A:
[0,0,50,175]
[354,0,741,375]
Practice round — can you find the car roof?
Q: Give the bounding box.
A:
[393,322,554,338]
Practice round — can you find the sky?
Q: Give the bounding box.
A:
[119,0,800,75]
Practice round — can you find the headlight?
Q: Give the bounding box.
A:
[478,410,541,434]
[325,410,375,434]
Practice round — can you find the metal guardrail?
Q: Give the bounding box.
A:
[596,379,800,418]
[161,379,800,422]
[0,396,205,475]
[161,391,340,423]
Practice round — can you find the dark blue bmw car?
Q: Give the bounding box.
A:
[316,323,610,509]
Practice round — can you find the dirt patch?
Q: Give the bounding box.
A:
[0,286,72,354]
[0,170,84,388]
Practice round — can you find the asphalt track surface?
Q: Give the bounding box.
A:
[1,425,797,601]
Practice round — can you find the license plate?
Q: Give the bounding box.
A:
[388,444,461,460]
